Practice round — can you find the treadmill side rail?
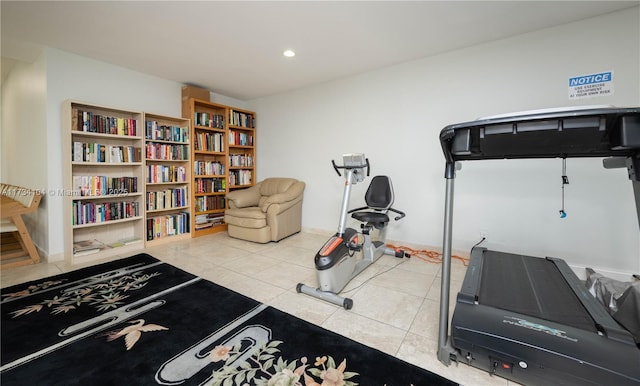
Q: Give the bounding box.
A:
[548,256,638,345]
[456,246,484,304]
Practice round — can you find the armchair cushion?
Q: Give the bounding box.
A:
[224,207,266,229]
[226,185,261,209]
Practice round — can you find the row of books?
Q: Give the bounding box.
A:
[194,160,224,176]
[228,130,253,146]
[72,176,137,197]
[195,178,225,194]
[194,195,226,212]
[145,121,189,143]
[72,237,142,257]
[73,142,142,163]
[229,154,254,167]
[195,213,225,229]
[194,132,225,152]
[229,110,255,128]
[146,212,190,240]
[72,109,138,136]
[145,143,189,161]
[147,165,187,184]
[72,201,140,226]
[146,187,188,211]
[229,170,252,186]
[194,112,224,129]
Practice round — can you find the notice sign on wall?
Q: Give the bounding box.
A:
[568,71,614,100]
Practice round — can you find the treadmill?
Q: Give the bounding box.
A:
[437,107,640,385]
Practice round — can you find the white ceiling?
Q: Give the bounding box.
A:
[2,1,638,101]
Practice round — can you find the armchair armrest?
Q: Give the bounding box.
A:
[260,181,305,212]
[227,184,261,208]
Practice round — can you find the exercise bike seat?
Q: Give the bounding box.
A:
[350,175,394,229]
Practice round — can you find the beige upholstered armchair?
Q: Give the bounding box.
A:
[224,178,305,243]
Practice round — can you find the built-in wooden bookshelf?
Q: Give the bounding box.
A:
[143,113,191,245]
[63,101,145,264]
[183,98,256,237]
[228,107,256,190]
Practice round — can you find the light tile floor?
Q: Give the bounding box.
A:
[1,230,519,386]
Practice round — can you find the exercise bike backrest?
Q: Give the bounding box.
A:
[350,175,406,229]
[362,175,394,210]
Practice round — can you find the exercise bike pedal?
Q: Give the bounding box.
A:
[347,241,362,252]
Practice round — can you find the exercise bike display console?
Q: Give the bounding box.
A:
[297,154,409,309]
[437,107,640,385]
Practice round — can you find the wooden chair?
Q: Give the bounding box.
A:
[1,183,42,269]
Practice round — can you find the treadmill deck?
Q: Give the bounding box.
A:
[477,250,596,332]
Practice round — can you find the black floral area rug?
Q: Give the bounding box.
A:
[1,253,457,386]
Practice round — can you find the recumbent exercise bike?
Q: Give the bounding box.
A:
[297,153,409,309]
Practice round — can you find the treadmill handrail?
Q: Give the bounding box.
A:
[440,107,640,167]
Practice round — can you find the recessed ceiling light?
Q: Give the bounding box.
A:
[283,50,295,58]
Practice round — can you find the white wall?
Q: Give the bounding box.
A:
[2,9,638,274]
[42,48,185,260]
[2,47,250,262]
[249,8,640,274]
[22,48,249,261]
[1,53,49,251]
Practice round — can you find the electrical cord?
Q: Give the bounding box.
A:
[341,237,484,294]
[386,242,474,267]
[340,257,409,295]
[472,236,486,249]
[340,236,486,295]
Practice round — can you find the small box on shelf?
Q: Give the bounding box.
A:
[182,85,210,103]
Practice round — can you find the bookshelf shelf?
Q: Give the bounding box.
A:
[182,97,256,237]
[194,150,225,156]
[72,216,144,229]
[145,138,187,145]
[197,209,226,215]
[146,206,190,214]
[71,162,143,166]
[146,182,187,186]
[194,126,225,133]
[144,113,191,244]
[71,193,144,201]
[146,159,187,163]
[195,192,226,196]
[63,100,145,264]
[70,131,143,140]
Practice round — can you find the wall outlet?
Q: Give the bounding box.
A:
[480,230,488,240]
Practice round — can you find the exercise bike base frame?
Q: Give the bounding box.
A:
[297,229,406,310]
[296,283,354,310]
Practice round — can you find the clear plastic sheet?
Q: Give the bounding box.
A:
[586,268,640,344]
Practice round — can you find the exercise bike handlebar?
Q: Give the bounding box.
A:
[389,207,406,221]
[331,158,370,177]
[347,206,406,221]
